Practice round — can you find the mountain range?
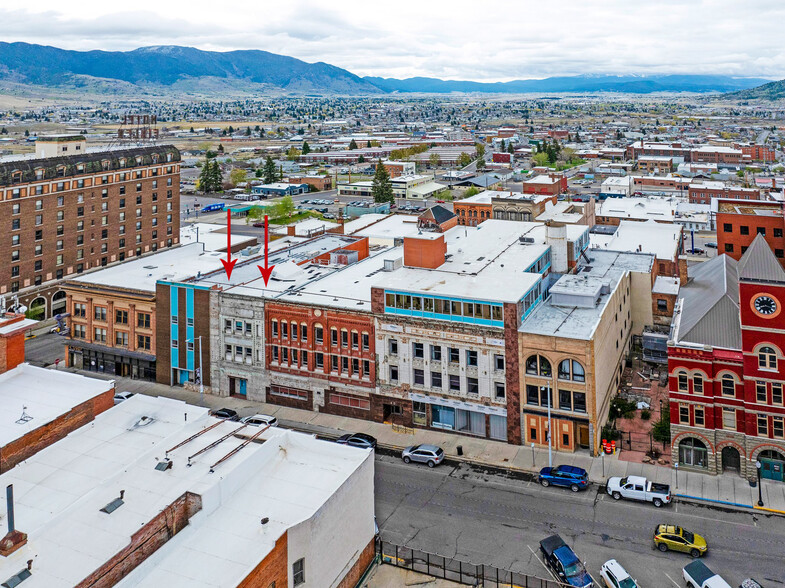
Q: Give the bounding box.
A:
[725,79,785,101]
[0,42,776,97]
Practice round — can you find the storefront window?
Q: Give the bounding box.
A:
[678,437,708,469]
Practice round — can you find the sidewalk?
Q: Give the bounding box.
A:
[61,367,785,515]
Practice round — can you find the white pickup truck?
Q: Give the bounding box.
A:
[683,561,732,588]
[606,475,672,507]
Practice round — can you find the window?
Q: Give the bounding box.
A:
[757,381,768,403]
[721,374,736,397]
[293,558,305,586]
[773,383,783,405]
[390,365,399,382]
[341,329,348,347]
[758,346,777,370]
[494,354,504,371]
[94,307,107,321]
[526,385,539,405]
[774,417,784,439]
[351,331,359,349]
[693,374,703,394]
[494,382,505,400]
[94,328,107,343]
[290,322,297,340]
[331,328,338,346]
[449,347,459,363]
[389,339,398,355]
[679,404,690,424]
[757,227,766,235]
[73,303,86,318]
[677,372,688,391]
[331,354,338,372]
[559,389,572,411]
[694,406,705,427]
[115,331,129,347]
[315,352,324,369]
[281,322,288,338]
[757,414,768,437]
[431,345,442,361]
[724,243,734,253]
[362,332,369,350]
[431,371,442,388]
[413,342,424,358]
[115,310,128,325]
[73,325,86,339]
[466,350,478,367]
[301,324,308,341]
[281,347,288,363]
[137,335,151,350]
[449,374,461,391]
[414,369,425,385]
[315,324,323,344]
[775,228,783,238]
[467,377,479,395]
[526,355,551,376]
[271,320,278,337]
[740,225,749,235]
[330,393,370,410]
[722,407,736,430]
[573,392,586,413]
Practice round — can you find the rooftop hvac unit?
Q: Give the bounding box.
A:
[519,236,535,244]
[383,257,403,272]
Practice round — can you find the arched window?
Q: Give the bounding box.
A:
[558,359,586,382]
[693,373,704,394]
[571,361,585,382]
[721,374,736,397]
[759,346,778,369]
[526,355,551,377]
[676,370,688,391]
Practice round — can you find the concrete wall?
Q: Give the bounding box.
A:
[286,449,375,588]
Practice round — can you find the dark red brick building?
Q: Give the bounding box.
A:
[0,138,180,318]
[716,199,785,266]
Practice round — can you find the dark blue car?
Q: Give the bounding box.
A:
[539,535,593,588]
[538,465,589,492]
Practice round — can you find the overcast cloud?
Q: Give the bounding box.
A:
[1,0,784,81]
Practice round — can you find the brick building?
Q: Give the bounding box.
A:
[0,137,180,319]
[690,145,743,166]
[453,192,492,226]
[688,182,761,205]
[668,236,785,481]
[716,199,785,266]
[286,174,333,191]
[637,156,674,174]
[523,173,568,196]
[738,144,777,163]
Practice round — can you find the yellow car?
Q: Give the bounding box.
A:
[653,524,707,558]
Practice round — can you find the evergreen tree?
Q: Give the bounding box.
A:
[263,156,277,184]
[348,139,359,150]
[245,127,251,136]
[198,159,212,193]
[210,160,223,191]
[366,140,372,148]
[499,139,505,152]
[189,127,194,133]
[217,144,224,153]
[507,142,515,154]
[302,141,311,155]
[371,160,394,205]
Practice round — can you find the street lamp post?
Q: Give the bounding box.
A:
[756,460,764,507]
[188,336,204,406]
[546,383,553,468]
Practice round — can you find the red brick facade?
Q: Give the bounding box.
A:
[716,200,785,267]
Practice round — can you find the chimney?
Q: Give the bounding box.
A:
[0,313,32,376]
[678,256,689,286]
[0,485,27,557]
[403,234,446,269]
[286,225,296,237]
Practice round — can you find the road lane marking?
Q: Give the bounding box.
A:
[663,572,680,588]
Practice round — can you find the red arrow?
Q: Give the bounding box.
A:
[257,215,275,286]
[220,209,238,279]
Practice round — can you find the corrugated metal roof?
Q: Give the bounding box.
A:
[676,254,741,349]
[738,233,785,283]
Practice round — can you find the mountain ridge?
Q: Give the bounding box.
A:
[0,42,772,96]
[724,78,785,101]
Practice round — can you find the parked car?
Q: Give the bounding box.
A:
[653,524,707,558]
[607,475,671,507]
[240,414,278,428]
[538,465,589,492]
[683,560,731,588]
[436,199,446,203]
[113,391,135,405]
[401,444,444,467]
[336,433,377,450]
[687,247,705,255]
[252,221,266,227]
[539,534,593,588]
[600,559,637,588]
[211,407,240,421]
[705,242,718,249]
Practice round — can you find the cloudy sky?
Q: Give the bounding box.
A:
[1,0,784,81]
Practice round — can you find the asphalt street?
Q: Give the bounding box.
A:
[375,455,785,587]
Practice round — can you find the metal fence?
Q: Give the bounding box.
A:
[378,541,565,588]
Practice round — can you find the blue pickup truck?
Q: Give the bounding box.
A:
[539,535,593,588]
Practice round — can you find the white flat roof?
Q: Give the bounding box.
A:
[70,243,228,293]
[343,213,388,234]
[0,364,113,447]
[180,223,258,253]
[0,395,369,588]
[354,214,424,241]
[590,219,681,260]
[653,275,680,295]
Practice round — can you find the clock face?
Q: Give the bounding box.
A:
[754,295,778,316]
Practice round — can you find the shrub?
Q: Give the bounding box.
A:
[610,397,637,419]
[641,409,651,421]
[601,425,621,442]
[652,414,671,444]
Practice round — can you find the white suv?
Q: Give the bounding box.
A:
[240,414,278,427]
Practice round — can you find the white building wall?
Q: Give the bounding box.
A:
[286,449,375,588]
